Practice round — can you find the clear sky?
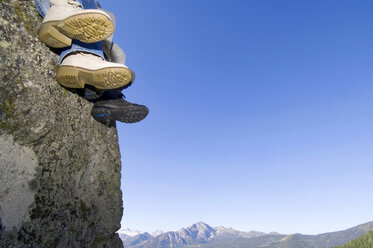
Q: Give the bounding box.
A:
[101,0,373,235]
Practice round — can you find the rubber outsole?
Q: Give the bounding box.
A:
[91,106,149,125]
[38,12,114,48]
[56,66,132,89]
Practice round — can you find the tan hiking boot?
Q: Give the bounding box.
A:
[56,52,132,89]
[38,0,114,48]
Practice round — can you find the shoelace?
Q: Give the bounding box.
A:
[67,0,82,9]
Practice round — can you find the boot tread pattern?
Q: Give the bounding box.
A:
[96,69,131,89]
[92,106,148,124]
[56,74,82,88]
[56,66,132,90]
[60,13,114,43]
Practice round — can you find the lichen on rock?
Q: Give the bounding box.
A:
[0,1,124,247]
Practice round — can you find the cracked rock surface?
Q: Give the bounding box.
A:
[0,1,123,247]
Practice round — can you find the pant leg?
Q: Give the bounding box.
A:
[60,0,104,62]
[34,0,104,63]
[34,0,50,17]
[59,40,104,63]
[77,0,98,9]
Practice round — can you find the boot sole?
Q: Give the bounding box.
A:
[91,106,149,125]
[56,66,132,89]
[38,11,114,48]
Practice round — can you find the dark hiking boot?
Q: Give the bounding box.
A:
[91,91,149,126]
[82,86,104,101]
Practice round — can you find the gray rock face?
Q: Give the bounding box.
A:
[0,1,123,247]
[0,134,38,233]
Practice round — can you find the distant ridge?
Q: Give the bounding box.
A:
[120,221,373,248]
[336,230,373,248]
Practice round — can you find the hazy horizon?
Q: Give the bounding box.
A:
[117,220,373,237]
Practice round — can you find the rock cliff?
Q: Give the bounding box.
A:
[0,1,123,247]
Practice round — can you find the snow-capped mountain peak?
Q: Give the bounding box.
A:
[117,228,143,237]
[152,229,164,237]
[120,221,373,248]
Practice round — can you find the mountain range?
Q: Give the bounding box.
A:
[118,221,373,248]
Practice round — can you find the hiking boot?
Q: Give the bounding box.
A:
[38,0,114,48]
[82,86,104,101]
[91,91,149,126]
[56,52,133,89]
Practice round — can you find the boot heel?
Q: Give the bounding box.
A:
[38,22,72,48]
[56,67,85,88]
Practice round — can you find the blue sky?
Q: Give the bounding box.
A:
[101,0,373,234]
